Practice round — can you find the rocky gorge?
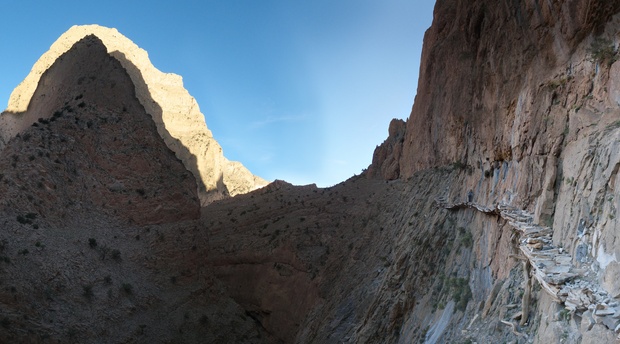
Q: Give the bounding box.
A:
[2,1,620,343]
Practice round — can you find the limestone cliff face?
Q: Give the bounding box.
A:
[366,0,620,342]
[0,24,267,205]
[395,0,620,175]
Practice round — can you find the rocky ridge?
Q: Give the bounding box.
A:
[0,25,267,205]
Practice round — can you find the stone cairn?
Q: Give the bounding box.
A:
[435,197,620,336]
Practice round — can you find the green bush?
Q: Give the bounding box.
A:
[110,249,121,261]
[82,285,94,298]
[121,283,133,294]
[589,37,617,66]
[449,277,472,312]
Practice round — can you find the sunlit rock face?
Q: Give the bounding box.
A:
[0,35,201,225]
[364,0,620,342]
[1,24,267,205]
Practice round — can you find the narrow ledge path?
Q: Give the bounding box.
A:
[435,197,620,336]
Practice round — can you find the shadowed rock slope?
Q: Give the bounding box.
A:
[0,35,268,343]
[1,24,267,205]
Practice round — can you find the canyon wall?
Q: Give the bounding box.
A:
[368,0,620,342]
[4,2,620,342]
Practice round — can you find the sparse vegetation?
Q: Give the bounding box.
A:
[420,325,429,340]
[459,227,473,248]
[111,249,121,261]
[16,212,37,225]
[448,277,472,312]
[546,76,571,90]
[559,308,571,322]
[121,283,133,294]
[607,120,620,131]
[589,37,617,66]
[200,315,209,326]
[451,161,467,170]
[82,285,94,298]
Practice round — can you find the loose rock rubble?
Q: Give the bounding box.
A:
[436,198,620,336]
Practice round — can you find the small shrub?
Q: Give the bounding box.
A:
[1,317,10,328]
[110,249,121,261]
[82,285,93,298]
[460,231,473,248]
[607,120,620,130]
[88,238,97,248]
[199,315,209,326]
[589,37,617,66]
[449,277,472,312]
[121,283,133,294]
[104,275,112,284]
[451,161,466,170]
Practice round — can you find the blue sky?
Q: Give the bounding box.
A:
[1,1,434,187]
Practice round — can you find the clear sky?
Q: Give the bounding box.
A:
[1,1,434,187]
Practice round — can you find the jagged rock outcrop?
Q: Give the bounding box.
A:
[0,24,267,205]
[392,0,620,176]
[367,118,406,180]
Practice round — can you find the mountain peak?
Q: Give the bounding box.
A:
[1,24,267,205]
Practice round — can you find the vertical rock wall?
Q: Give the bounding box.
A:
[369,1,620,342]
